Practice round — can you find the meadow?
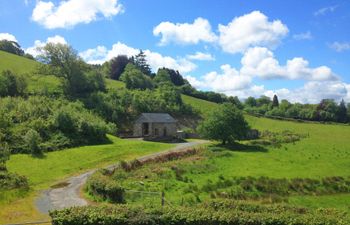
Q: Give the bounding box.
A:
[1,135,173,223]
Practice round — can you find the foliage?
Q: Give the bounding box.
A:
[154,68,172,85]
[134,50,152,77]
[198,103,250,144]
[0,40,24,56]
[0,70,27,97]
[86,170,125,203]
[37,43,105,97]
[108,55,130,80]
[50,201,350,225]
[120,63,154,90]
[248,130,307,147]
[0,96,114,154]
[245,96,349,123]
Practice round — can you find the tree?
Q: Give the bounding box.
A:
[120,63,154,90]
[0,40,24,56]
[316,99,338,121]
[109,55,130,80]
[24,129,42,156]
[37,43,105,97]
[0,70,27,97]
[272,95,279,108]
[257,95,271,107]
[245,97,257,107]
[228,96,243,109]
[160,68,185,86]
[154,68,172,84]
[337,99,348,123]
[198,103,250,145]
[134,50,152,76]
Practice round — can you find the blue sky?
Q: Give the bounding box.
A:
[0,0,349,103]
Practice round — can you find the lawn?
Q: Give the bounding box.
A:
[103,117,350,211]
[1,135,174,224]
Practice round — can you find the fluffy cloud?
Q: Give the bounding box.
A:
[0,33,18,42]
[218,11,288,54]
[329,42,350,52]
[187,52,215,61]
[153,17,217,45]
[240,47,336,81]
[32,0,123,29]
[293,31,313,40]
[185,64,252,92]
[80,42,197,74]
[25,35,67,57]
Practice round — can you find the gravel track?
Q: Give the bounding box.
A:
[35,140,207,214]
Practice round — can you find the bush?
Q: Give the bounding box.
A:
[50,200,349,225]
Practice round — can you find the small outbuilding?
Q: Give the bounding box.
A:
[133,113,177,138]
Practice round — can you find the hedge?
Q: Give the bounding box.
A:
[50,200,349,225]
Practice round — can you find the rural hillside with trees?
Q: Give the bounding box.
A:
[1,1,350,224]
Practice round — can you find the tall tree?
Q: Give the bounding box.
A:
[245,97,257,107]
[272,95,279,108]
[154,68,172,84]
[134,50,152,77]
[109,55,130,80]
[198,103,250,145]
[337,99,348,123]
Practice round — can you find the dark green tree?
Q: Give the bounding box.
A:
[120,63,154,90]
[134,50,152,77]
[228,96,243,109]
[337,99,348,123]
[272,95,279,108]
[245,97,257,107]
[0,40,24,56]
[0,143,9,171]
[0,70,27,97]
[109,55,130,80]
[154,68,172,84]
[198,103,250,145]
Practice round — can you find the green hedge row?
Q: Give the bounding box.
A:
[50,200,349,225]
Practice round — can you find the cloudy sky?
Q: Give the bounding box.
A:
[0,0,350,103]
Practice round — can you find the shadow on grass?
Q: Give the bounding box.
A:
[143,137,188,144]
[212,142,268,153]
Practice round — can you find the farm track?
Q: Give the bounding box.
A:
[35,140,208,214]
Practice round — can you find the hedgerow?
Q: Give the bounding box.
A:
[50,200,350,225]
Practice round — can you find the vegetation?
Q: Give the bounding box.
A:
[198,103,250,144]
[50,201,349,225]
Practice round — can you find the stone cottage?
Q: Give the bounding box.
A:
[133,113,177,138]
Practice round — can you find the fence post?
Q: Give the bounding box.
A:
[161,191,165,207]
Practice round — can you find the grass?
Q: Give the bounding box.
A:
[0,51,38,74]
[1,135,173,224]
[182,94,217,117]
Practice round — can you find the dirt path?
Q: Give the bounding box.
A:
[35,140,208,214]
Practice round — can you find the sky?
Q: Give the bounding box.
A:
[0,0,350,104]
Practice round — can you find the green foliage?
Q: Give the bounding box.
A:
[50,201,349,225]
[134,50,152,76]
[0,40,24,56]
[0,96,113,154]
[248,130,306,147]
[120,63,154,90]
[0,70,27,97]
[108,55,130,80]
[198,103,250,144]
[86,170,125,203]
[154,68,172,84]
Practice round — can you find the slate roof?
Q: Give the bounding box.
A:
[135,113,176,123]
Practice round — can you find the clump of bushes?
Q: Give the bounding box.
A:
[86,170,125,203]
[0,96,116,154]
[50,200,349,225]
[249,130,307,147]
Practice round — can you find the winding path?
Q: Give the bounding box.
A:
[35,140,208,214]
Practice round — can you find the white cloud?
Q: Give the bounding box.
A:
[0,33,18,42]
[314,5,338,16]
[329,42,350,52]
[186,52,215,61]
[153,17,217,45]
[240,47,336,81]
[185,64,252,92]
[80,42,197,74]
[293,31,313,40]
[218,11,288,54]
[32,0,123,29]
[25,35,67,57]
